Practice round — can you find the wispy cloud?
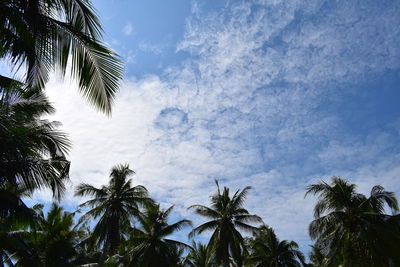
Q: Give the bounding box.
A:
[138,41,164,55]
[40,0,400,252]
[122,22,134,36]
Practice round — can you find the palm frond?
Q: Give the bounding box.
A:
[188,204,221,219]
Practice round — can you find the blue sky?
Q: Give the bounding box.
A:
[29,0,400,255]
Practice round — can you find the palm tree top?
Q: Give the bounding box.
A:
[247,225,306,267]
[189,180,262,236]
[305,176,400,266]
[305,176,399,218]
[127,203,192,266]
[136,203,192,240]
[74,164,149,256]
[189,180,262,267]
[0,84,71,200]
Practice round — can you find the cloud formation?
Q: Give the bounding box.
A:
[40,0,400,252]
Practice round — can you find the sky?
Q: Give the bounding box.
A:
[24,0,400,254]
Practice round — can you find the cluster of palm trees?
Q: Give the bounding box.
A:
[0,161,296,266]
[1,0,400,266]
[2,160,399,266]
[1,0,122,231]
[1,1,122,265]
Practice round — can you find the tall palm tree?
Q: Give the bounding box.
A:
[0,82,70,221]
[75,164,149,258]
[0,0,123,113]
[126,203,192,267]
[246,225,305,267]
[305,177,400,266]
[189,181,263,267]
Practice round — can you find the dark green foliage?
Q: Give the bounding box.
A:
[183,242,214,267]
[0,0,123,113]
[246,225,305,267]
[126,203,192,267]
[1,175,399,267]
[306,176,400,266]
[0,83,70,223]
[0,203,84,267]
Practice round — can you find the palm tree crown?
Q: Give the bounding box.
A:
[0,84,70,197]
[246,225,305,267]
[75,164,149,257]
[127,203,192,267]
[0,82,70,224]
[305,177,400,266]
[189,180,263,267]
[184,241,214,267]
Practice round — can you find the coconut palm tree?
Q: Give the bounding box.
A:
[230,243,249,267]
[246,225,305,267]
[183,241,214,267]
[189,181,263,267]
[126,203,192,267]
[0,203,83,267]
[307,245,325,267]
[75,164,149,258]
[0,82,70,221]
[305,177,400,266]
[0,0,123,113]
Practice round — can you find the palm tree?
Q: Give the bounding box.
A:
[307,245,325,267]
[75,164,149,258]
[230,243,249,267]
[0,82,70,221]
[305,177,400,266]
[0,0,123,113]
[0,203,83,267]
[246,225,305,267]
[73,226,104,267]
[183,241,214,267]
[126,203,192,267]
[189,181,263,267]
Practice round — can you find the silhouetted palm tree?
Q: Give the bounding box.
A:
[307,245,325,267]
[246,225,305,267]
[0,82,70,221]
[0,0,123,112]
[126,203,192,267]
[0,203,83,266]
[306,177,400,266]
[75,164,149,258]
[189,181,263,267]
[183,242,214,267]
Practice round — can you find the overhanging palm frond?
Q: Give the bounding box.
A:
[0,0,124,113]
